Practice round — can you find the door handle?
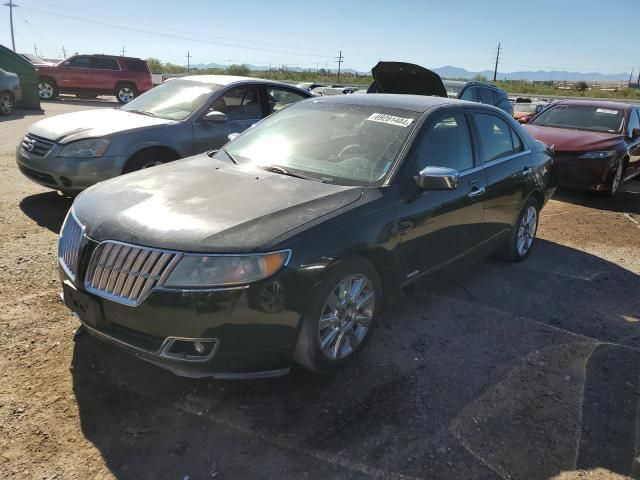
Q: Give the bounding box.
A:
[468,186,486,199]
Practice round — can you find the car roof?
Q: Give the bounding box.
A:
[554,99,637,110]
[178,75,306,89]
[311,93,483,113]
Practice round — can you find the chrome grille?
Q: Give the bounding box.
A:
[85,241,180,306]
[22,134,56,157]
[58,211,84,280]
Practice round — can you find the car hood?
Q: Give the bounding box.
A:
[72,154,363,252]
[367,61,447,97]
[28,108,173,144]
[524,124,623,152]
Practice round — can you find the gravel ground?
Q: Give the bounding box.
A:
[0,100,639,480]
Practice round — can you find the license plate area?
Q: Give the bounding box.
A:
[63,282,103,328]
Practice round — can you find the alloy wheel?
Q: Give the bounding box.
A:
[0,93,12,114]
[611,162,623,195]
[39,82,53,99]
[318,274,375,360]
[118,87,134,103]
[516,206,537,257]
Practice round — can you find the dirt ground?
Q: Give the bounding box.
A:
[1,99,639,480]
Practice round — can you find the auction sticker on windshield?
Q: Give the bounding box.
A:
[367,113,414,127]
[596,108,619,115]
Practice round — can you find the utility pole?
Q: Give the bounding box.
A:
[3,0,17,51]
[637,67,640,85]
[121,46,126,56]
[493,42,501,82]
[186,51,191,72]
[336,51,344,82]
[62,46,66,58]
[629,68,634,85]
[33,43,38,56]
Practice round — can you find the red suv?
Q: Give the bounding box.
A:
[36,54,152,103]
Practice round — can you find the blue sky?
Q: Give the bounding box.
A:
[2,0,638,74]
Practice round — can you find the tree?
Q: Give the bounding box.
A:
[226,64,250,76]
[145,57,163,74]
[472,74,488,82]
[575,81,589,92]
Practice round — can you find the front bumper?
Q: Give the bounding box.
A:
[58,240,313,377]
[554,154,617,191]
[16,144,127,192]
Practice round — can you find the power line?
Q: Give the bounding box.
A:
[3,0,17,51]
[19,5,336,59]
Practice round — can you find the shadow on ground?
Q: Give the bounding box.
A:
[553,180,640,214]
[19,191,73,233]
[1,108,45,120]
[69,240,640,479]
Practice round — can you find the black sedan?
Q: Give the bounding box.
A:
[59,94,555,378]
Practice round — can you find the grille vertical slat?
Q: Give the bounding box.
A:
[85,241,179,306]
[58,211,84,280]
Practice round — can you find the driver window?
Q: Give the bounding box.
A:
[414,114,474,172]
[68,57,91,68]
[210,86,261,120]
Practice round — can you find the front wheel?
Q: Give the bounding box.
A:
[606,160,625,197]
[0,91,14,115]
[115,84,136,104]
[293,257,381,373]
[500,197,539,262]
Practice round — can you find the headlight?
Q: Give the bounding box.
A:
[579,150,616,159]
[163,251,290,288]
[59,139,110,158]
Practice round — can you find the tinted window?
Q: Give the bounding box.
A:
[68,57,91,68]
[210,86,262,120]
[475,113,519,161]
[124,59,149,72]
[511,128,525,152]
[266,87,307,113]
[415,114,474,172]
[530,104,624,133]
[460,86,477,102]
[627,109,640,137]
[479,88,495,105]
[91,57,120,70]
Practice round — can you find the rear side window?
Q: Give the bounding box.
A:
[415,113,474,172]
[68,57,91,68]
[124,59,150,72]
[91,57,120,70]
[460,87,478,102]
[475,113,522,162]
[478,88,495,105]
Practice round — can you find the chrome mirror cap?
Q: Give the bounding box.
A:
[415,166,459,190]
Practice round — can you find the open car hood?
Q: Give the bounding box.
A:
[367,61,447,97]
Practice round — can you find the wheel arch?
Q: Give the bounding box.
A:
[122,145,181,173]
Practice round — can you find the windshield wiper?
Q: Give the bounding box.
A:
[261,165,314,181]
[221,148,238,164]
[127,109,157,118]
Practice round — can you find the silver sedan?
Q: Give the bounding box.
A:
[16,75,311,194]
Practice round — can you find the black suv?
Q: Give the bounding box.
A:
[444,80,513,116]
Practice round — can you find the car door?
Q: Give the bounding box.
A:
[471,110,533,240]
[192,84,265,154]
[60,56,91,89]
[396,110,487,278]
[625,108,640,177]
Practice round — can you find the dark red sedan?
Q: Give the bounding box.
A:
[524,100,640,195]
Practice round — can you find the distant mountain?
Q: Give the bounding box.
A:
[187,62,630,82]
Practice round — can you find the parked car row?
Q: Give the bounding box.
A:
[12,59,637,379]
[0,67,21,115]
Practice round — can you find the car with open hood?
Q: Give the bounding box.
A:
[443,80,513,116]
[524,100,640,195]
[58,94,554,378]
[16,75,311,194]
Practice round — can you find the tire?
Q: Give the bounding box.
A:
[499,197,540,262]
[38,78,58,100]
[293,256,382,373]
[605,160,625,197]
[122,149,177,174]
[0,91,13,115]
[115,84,136,104]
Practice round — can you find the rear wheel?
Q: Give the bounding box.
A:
[499,197,539,262]
[0,91,13,115]
[38,78,58,100]
[293,257,381,373]
[115,84,136,104]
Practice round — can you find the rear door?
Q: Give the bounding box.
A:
[192,84,264,154]
[471,110,533,240]
[89,57,121,91]
[396,109,487,277]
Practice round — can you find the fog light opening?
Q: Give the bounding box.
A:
[162,338,218,361]
[194,341,205,354]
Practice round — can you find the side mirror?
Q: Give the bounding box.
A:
[415,166,459,190]
[631,128,640,139]
[227,132,240,142]
[203,111,228,124]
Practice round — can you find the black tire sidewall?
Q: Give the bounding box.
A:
[293,256,382,374]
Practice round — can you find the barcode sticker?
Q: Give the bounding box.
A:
[367,113,414,127]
